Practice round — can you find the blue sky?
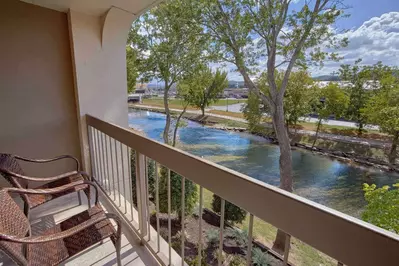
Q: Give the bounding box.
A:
[223,0,399,80]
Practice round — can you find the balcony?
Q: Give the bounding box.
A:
[81,114,398,266]
[0,1,398,265]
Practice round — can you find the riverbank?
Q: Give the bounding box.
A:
[130,105,399,173]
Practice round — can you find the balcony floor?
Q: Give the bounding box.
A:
[1,191,157,266]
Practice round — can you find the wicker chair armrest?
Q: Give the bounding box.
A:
[5,180,98,205]
[0,169,86,183]
[0,213,121,244]
[14,155,80,171]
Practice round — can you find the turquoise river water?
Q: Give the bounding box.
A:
[129,109,398,217]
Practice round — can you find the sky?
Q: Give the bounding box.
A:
[223,0,399,80]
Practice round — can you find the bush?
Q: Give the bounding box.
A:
[212,195,247,224]
[206,228,219,247]
[229,254,246,266]
[187,249,207,266]
[158,166,198,217]
[252,248,270,266]
[362,183,399,234]
[130,150,156,205]
[226,227,248,247]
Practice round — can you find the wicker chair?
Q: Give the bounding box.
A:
[0,181,122,266]
[0,153,91,218]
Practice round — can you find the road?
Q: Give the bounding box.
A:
[211,103,379,130]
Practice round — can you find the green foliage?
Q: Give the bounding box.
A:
[362,75,399,163]
[126,46,139,93]
[317,83,349,120]
[283,71,319,128]
[206,228,219,247]
[187,249,207,266]
[226,227,248,247]
[130,150,156,206]
[362,183,399,234]
[212,195,247,224]
[230,255,246,266]
[243,92,264,132]
[251,248,270,266]
[178,66,228,115]
[158,166,198,217]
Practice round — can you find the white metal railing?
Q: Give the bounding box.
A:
[86,114,399,266]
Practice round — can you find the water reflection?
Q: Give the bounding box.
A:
[129,109,398,217]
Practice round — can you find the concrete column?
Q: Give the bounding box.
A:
[68,7,135,171]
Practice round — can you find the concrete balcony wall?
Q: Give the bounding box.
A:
[0,0,81,177]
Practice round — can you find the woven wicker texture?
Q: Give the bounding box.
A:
[0,190,30,265]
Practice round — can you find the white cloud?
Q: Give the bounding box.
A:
[311,12,399,76]
[213,11,399,79]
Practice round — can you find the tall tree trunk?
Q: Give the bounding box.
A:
[388,132,399,165]
[357,121,363,137]
[172,105,188,147]
[201,106,205,116]
[271,103,293,253]
[163,81,171,145]
[312,118,322,149]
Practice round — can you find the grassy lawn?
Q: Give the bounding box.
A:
[201,187,336,266]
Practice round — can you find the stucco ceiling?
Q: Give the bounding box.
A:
[20,0,161,16]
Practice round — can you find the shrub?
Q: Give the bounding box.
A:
[187,249,207,266]
[229,254,246,266]
[362,183,399,233]
[226,227,248,247]
[158,166,198,217]
[206,228,219,247]
[212,195,247,224]
[252,248,270,266]
[130,150,156,205]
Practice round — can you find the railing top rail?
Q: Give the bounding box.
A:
[86,114,399,266]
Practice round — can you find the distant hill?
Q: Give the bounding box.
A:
[313,75,341,81]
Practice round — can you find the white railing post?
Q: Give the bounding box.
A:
[135,151,148,242]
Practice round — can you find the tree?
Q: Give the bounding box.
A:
[130,0,208,144]
[158,166,198,219]
[126,46,139,93]
[211,195,247,224]
[199,0,348,251]
[243,91,266,133]
[179,67,228,116]
[283,71,318,138]
[362,183,399,234]
[312,83,349,148]
[339,59,373,136]
[362,75,399,164]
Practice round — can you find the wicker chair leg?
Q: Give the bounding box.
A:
[78,190,82,206]
[84,187,91,208]
[116,235,122,266]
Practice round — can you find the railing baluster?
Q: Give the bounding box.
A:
[135,151,147,241]
[114,139,121,207]
[218,198,225,266]
[146,157,151,241]
[93,129,100,181]
[100,132,107,190]
[120,142,127,214]
[109,135,116,201]
[181,176,185,265]
[198,186,203,266]
[246,214,254,266]
[127,146,134,222]
[95,130,102,185]
[283,234,291,266]
[168,168,172,266]
[104,135,111,195]
[155,162,160,252]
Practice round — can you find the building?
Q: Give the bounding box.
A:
[0,0,397,265]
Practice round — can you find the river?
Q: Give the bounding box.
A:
[128,109,398,217]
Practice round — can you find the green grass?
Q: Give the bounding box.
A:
[201,187,336,266]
